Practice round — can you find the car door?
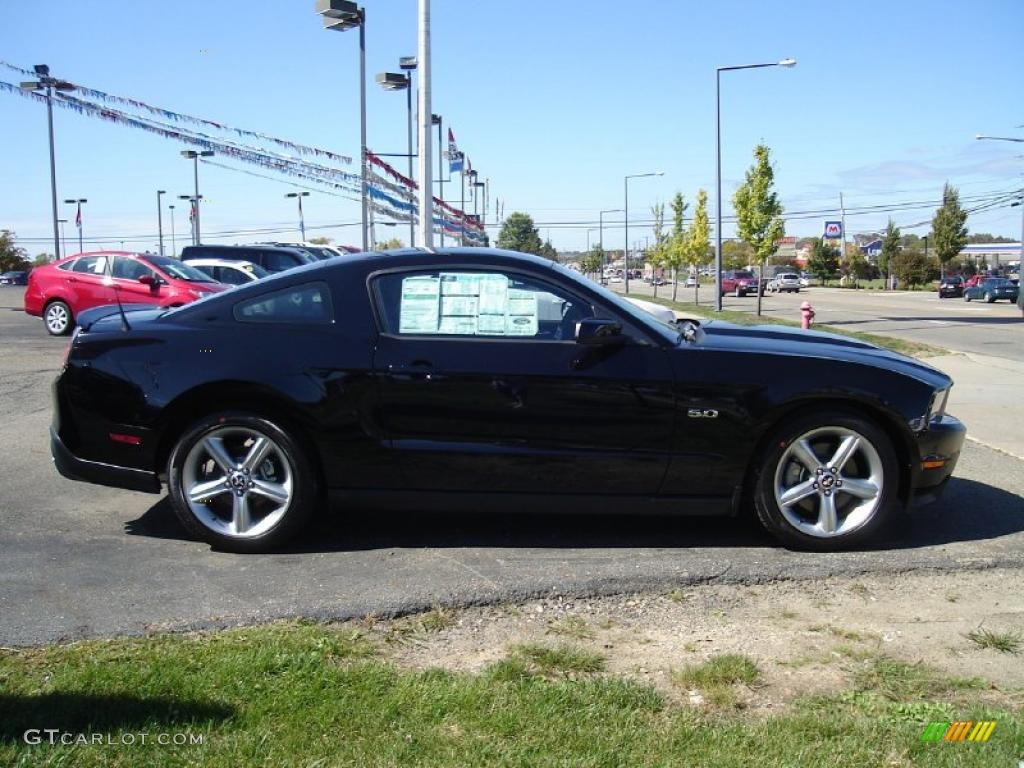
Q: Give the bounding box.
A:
[110,256,164,305]
[370,268,676,495]
[66,255,112,310]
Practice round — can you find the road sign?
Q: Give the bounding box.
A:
[824,221,843,239]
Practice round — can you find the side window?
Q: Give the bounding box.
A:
[71,255,108,275]
[219,268,248,285]
[233,281,333,325]
[259,251,298,272]
[111,256,153,281]
[375,271,594,341]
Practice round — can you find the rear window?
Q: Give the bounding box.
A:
[233,281,333,325]
[732,271,754,279]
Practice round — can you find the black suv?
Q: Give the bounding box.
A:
[937,275,963,299]
[179,244,316,274]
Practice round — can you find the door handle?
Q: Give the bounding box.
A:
[388,360,434,380]
[67,276,78,282]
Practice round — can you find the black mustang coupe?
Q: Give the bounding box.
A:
[51,248,965,553]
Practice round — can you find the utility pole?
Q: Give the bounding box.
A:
[416,0,434,247]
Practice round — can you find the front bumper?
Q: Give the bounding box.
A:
[51,427,161,494]
[910,414,966,507]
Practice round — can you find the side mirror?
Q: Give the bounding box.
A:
[576,317,624,345]
[138,274,158,286]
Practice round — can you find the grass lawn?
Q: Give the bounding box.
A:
[639,294,946,359]
[1,622,1020,767]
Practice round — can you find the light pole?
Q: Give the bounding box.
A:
[168,205,177,257]
[624,172,663,294]
[715,58,796,310]
[20,65,75,262]
[976,134,1024,314]
[286,191,311,240]
[317,0,368,251]
[376,65,415,246]
[599,208,622,278]
[64,198,87,254]
[586,228,598,252]
[156,190,166,256]
[180,150,213,244]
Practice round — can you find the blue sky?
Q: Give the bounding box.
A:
[1,0,1022,256]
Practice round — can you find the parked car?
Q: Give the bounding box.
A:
[768,272,801,293]
[179,244,317,274]
[184,258,270,286]
[720,269,759,297]
[798,273,811,288]
[24,251,227,335]
[683,275,699,288]
[1,270,29,286]
[258,242,344,261]
[937,276,964,299]
[962,277,1019,304]
[51,247,963,554]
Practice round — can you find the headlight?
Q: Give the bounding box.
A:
[190,290,210,300]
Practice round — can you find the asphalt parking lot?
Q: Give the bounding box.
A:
[1,286,1022,646]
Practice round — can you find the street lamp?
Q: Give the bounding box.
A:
[316,0,368,252]
[180,150,213,244]
[598,208,622,277]
[21,65,75,261]
[624,172,663,294]
[286,191,311,240]
[715,57,796,310]
[64,198,87,254]
[376,66,415,246]
[976,133,1024,313]
[156,190,166,256]
[168,204,177,257]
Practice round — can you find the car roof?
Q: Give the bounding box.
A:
[183,258,258,269]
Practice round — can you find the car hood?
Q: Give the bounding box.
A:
[76,304,167,331]
[695,320,950,388]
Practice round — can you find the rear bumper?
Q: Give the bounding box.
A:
[910,414,966,507]
[51,427,161,494]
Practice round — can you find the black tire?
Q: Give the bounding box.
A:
[735,287,744,297]
[963,293,971,302]
[43,300,73,336]
[984,292,994,303]
[167,412,317,553]
[751,410,899,551]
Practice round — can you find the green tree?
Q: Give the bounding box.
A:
[807,238,840,286]
[721,240,753,270]
[33,253,53,267]
[648,202,668,297]
[496,212,544,255]
[308,236,333,245]
[879,219,901,288]
[377,237,404,250]
[892,247,929,287]
[732,144,785,315]
[931,182,969,277]
[666,193,689,301]
[681,189,711,304]
[579,246,604,277]
[539,239,558,262]
[841,244,869,287]
[0,231,29,273]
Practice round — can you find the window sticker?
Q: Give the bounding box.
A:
[506,289,539,336]
[398,275,441,333]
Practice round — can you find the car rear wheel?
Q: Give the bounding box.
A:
[752,411,897,551]
[44,300,73,336]
[963,293,971,302]
[167,412,317,553]
[984,292,994,303]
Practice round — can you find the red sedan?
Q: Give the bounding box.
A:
[25,251,228,335]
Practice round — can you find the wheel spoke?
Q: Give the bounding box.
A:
[829,435,860,472]
[232,493,251,534]
[779,479,818,507]
[817,493,838,534]
[188,477,230,504]
[203,437,237,473]
[841,477,880,500]
[241,437,273,473]
[250,479,289,506]
[790,439,820,472]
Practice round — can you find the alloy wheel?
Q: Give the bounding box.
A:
[45,303,69,334]
[773,426,884,539]
[181,426,294,539]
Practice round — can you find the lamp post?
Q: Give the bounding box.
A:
[376,66,415,246]
[20,65,75,262]
[156,190,166,256]
[286,191,311,240]
[178,195,197,246]
[715,58,796,310]
[976,134,1024,314]
[180,149,213,244]
[586,228,598,251]
[624,172,663,294]
[168,205,177,257]
[599,208,622,278]
[316,0,368,252]
[64,198,87,254]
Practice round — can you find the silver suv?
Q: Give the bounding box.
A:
[768,272,801,293]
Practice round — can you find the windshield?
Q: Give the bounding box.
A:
[733,271,754,279]
[143,255,217,282]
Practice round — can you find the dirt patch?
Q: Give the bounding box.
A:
[367,567,1024,711]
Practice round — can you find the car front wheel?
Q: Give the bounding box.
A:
[44,300,73,336]
[963,293,971,302]
[752,411,897,551]
[984,292,995,303]
[167,412,317,553]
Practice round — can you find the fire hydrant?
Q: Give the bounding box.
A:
[800,300,815,330]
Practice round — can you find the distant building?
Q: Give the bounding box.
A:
[958,243,1022,270]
